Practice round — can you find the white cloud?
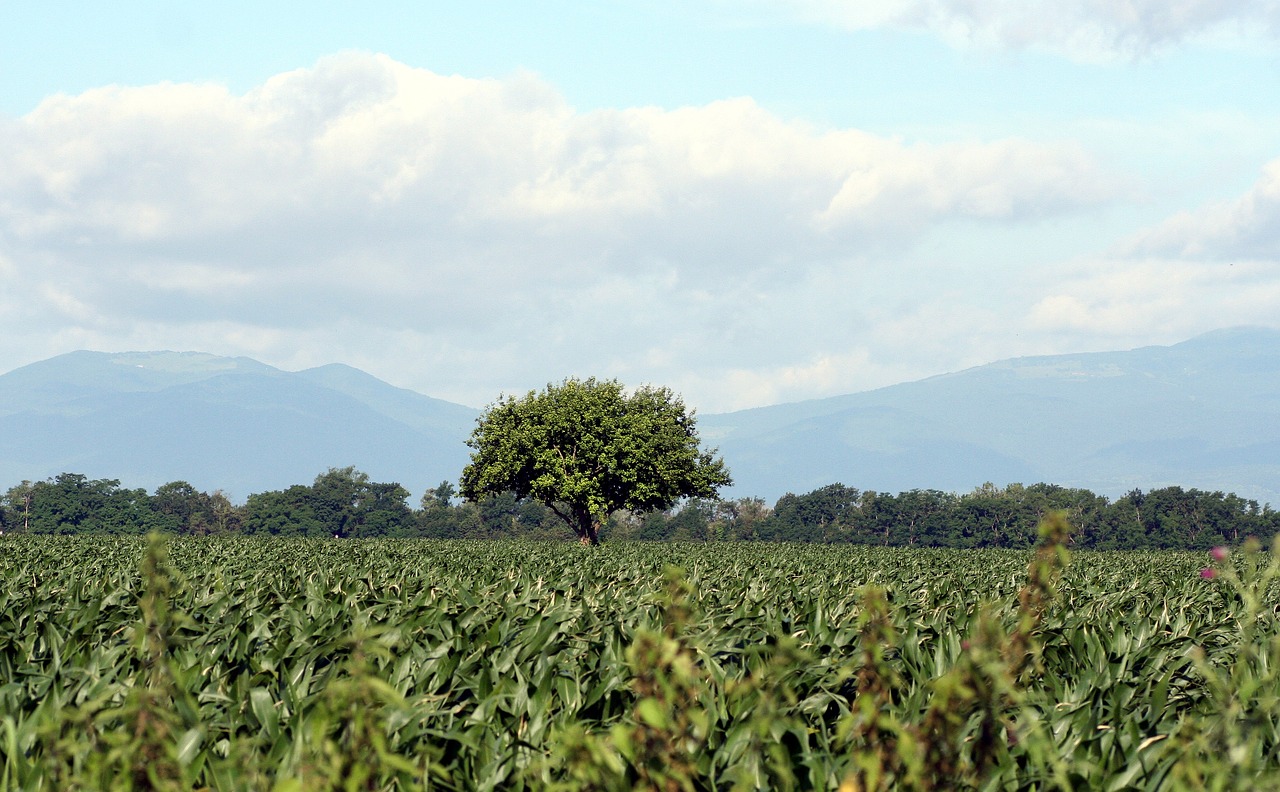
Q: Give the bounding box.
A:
[0,54,1110,255]
[817,137,1109,234]
[1022,158,1280,349]
[1028,257,1280,343]
[681,351,879,412]
[7,51,1274,415]
[767,0,1280,59]
[0,52,1123,409]
[1126,157,1280,259]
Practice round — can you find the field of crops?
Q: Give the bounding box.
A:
[1,524,1277,790]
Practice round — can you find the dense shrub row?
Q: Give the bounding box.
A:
[2,468,1276,550]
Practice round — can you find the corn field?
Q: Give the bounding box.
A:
[1,519,1278,790]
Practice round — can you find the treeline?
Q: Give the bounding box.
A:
[1,470,1276,550]
[0,468,567,541]
[637,482,1279,550]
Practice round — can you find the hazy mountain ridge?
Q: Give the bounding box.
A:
[294,363,477,435]
[1,328,1277,506]
[703,326,1280,504]
[0,352,478,501]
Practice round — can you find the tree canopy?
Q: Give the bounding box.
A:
[458,378,732,544]
[0,468,1276,548]
[241,466,414,538]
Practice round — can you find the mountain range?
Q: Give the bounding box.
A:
[0,351,477,502]
[1,326,1277,506]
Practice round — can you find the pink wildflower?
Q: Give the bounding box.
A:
[1210,546,1228,563]
[1200,568,1217,580]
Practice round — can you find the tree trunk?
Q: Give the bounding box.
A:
[571,507,602,546]
[576,517,601,546]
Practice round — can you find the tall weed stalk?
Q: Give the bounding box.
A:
[1172,534,1280,790]
[37,533,202,790]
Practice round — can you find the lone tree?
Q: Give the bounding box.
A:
[459,378,732,545]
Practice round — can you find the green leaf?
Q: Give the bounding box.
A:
[176,727,204,765]
[636,697,668,730]
[249,686,279,738]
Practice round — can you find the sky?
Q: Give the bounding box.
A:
[1,1,1278,413]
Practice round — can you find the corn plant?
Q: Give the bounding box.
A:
[0,528,1275,789]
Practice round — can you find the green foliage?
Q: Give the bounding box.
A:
[21,473,163,535]
[2,522,1280,788]
[1171,535,1280,788]
[460,378,731,544]
[151,481,237,535]
[4,466,1274,549]
[632,482,1277,551]
[242,467,415,538]
[292,626,450,790]
[27,534,201,790]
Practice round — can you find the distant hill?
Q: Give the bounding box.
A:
[1,328,1277,505]
[0,351,479,501]
[702,326,1280,506]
